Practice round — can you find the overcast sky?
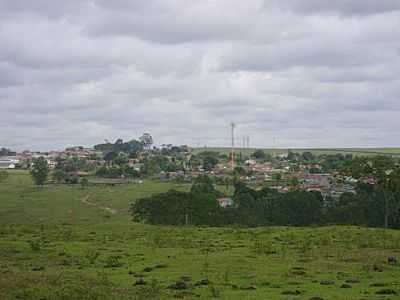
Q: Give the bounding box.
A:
[1,0,399,151]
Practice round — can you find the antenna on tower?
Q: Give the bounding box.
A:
[247,136,250,149]
[230,122,236,171]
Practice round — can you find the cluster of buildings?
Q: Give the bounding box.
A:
[155,151,357,199]
[0,156,20,169]
[0,147,101,170]
[1,144,359,199]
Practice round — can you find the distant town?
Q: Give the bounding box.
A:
[2,132,391,205]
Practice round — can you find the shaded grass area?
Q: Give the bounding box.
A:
[1,172,400,299]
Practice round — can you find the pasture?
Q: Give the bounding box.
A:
[192,147,400,157]
[0,171,400,299]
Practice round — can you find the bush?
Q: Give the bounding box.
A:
[52,169,68,183]
[28,239,42,252]
[104,256,123,268]
[67,176,79,184]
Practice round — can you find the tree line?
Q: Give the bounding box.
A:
[131,174,400,229]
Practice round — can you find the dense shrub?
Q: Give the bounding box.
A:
[131,175,400,228]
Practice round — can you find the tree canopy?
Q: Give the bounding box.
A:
[251,149,267,160]
[131,172,400,229]
[94,138,143,155]
[30,157,49,186]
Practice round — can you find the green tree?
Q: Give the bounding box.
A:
[191,175,218,194]
[272,173,282,183]
[52,169,69,183]
[302,151,315,161]
[122,166,140,178]
[30,157,49,186]
[104,151,118,164]
[251,149,266,160]
[287,150,300,161]
[131,190,189,225]
[96,166,122,178]
[188,193,220,225]
[202,156,218,171]
[141,159,161,177]
[288,177,300,190]
[67,176,79,184]
[233,166,246,176]
[113,153,129,167]
[344,156,399,228]
[188,155,201,169]
[94,138,143,154]
[379,167,400,228]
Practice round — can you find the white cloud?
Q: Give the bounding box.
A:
[0,0,399,150]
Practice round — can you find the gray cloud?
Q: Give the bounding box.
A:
[0,0,399,151]
[85,1,255,44]
[264,0,400,16]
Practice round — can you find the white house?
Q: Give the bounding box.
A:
[217,197,234,208]
[0,157,19,169]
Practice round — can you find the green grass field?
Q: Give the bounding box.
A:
[1,171,400,299]
[193,147,400,157]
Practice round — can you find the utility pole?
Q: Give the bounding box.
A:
[230,122,236,171]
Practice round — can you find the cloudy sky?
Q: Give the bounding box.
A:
[1,0,399,151]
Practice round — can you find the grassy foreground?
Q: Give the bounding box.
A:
[1,171,400,299]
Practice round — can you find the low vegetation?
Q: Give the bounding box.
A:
[1,172,400,299]
[132,175,400,228]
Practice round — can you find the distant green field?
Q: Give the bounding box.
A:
[0,170,190,225]
[1,171,400,299]
[193,147,400,157]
